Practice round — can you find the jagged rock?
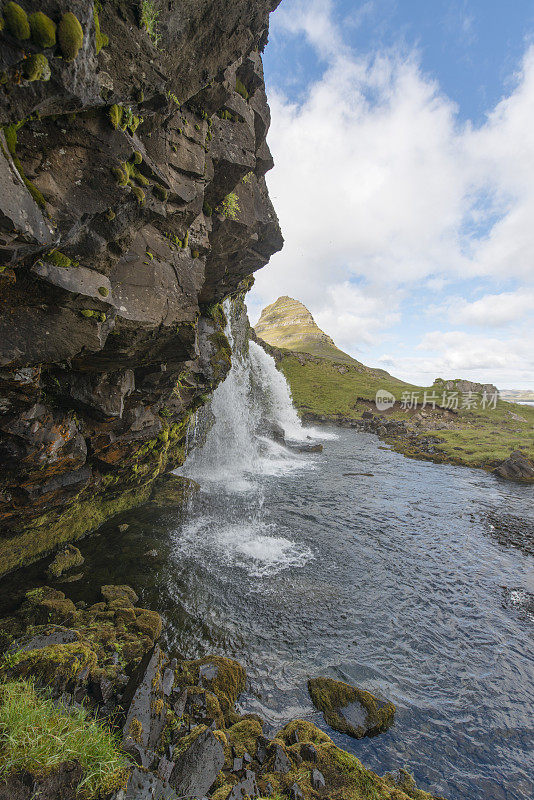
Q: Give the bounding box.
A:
[46,545,84,578]
[289,783,305,800]
[227,769,259,800]
[300,742,318,762]
[169,726,224,798]
[493,451,534,482]
[311,769,326,789]
[308,677,395,739]
[264,741,292,774]
[122,646,168,766]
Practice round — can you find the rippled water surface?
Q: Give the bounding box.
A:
[10,427,534,800]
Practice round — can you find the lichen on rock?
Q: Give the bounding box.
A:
[308,676,396,739]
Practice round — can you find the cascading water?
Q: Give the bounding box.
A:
[176,299,329,575]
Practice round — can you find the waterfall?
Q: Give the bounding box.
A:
[172,300,331,577]
[180,300,326,492]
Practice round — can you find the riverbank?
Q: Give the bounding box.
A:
[0,579,442,800]
[269,348,534,479]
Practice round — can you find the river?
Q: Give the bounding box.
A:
[3,337,533,800]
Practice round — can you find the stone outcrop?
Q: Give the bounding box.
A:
[0,584,445,800]
[0,0,283,574]
[493,451,534,482]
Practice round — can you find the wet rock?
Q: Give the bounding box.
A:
[308,677,395,739]
[493,451,534,482]
[150,476,201,508]
[169,726,224,798]
[256,734,270,764]
[101,585,139,607]
[46,545,84,578]
[124,767,166,800]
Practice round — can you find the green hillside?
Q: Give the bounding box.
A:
[254,297,534,472]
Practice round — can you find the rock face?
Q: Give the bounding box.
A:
[255,296,357,364]
[0,0,283,575]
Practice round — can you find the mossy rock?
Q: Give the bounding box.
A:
[308,676,395,739]
[29,11,56,48]
[58,12,84,62]
[21,586,78,626]
[46,544,84,578]
[4,2,30,40]
[226,718,263,757]
[150,475,200,508]
[174,655,246,725]
[266,720,440,800]
[5,642,97,692]
[132,608,163,640]
[100,584,139,607]
[23,53,50,82]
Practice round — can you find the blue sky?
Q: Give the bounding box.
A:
[248,0,534,389]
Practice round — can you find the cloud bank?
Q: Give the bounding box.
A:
[250,0,534,388]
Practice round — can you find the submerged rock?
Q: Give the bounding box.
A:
[46,545,84,578]
[308,676,395,739]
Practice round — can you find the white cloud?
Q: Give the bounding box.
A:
[444,289,534,327]
[250,0,534,388]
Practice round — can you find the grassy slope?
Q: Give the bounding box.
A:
[278,352,534,468]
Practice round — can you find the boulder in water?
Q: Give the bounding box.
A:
[46,545,84,578]
[308,677,395,739]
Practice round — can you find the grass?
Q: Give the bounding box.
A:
[139,0,161,47]
[217,192,241,220]
[0,680,130,798]
[277,351,534,468]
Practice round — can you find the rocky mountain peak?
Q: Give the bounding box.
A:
[255,295,337,348]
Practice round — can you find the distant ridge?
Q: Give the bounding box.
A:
[254,296,359,365]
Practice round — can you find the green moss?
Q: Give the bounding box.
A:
[3,123,46,209]
[98,286,109,297]
[28,11,56,48]
[5,642,97,688]
[58,12,84,62]
[109,104,123,129]
[226,719,262,756]
[46,250,71,268]
[183,230,189,248]
[217,192,240,220]
[106,208,116,221]
[0,483,153,577]
[0,17,4,33]
[47,544,84,578]
[308,677,395,738]
[153,185,168,201]
[93,7,108,54]
[4,2,30,40]
[132,150,143,164]
[111,165,128,186]
[80,309,106,322]
[132,186,145,205]
[191,249,200,259]
[203,200,213,217]
[235,77,249,100]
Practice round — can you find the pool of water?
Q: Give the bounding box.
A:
[5,428,534,800]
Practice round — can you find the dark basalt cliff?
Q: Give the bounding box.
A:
[0,0,283,575]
